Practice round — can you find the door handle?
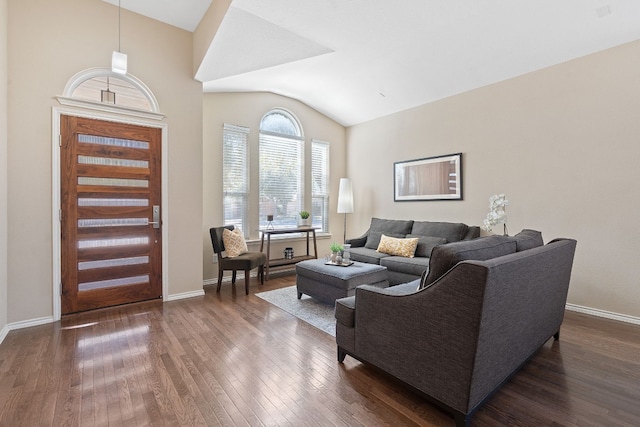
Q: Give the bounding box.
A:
[150,205,161,229]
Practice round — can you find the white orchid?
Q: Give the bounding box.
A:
[482,194,509,233]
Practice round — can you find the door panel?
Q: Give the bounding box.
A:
[61,115,162,314]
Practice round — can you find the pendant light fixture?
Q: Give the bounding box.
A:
[101,77,116,104]
[112,0,127,74]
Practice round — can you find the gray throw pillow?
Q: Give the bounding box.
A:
[513,229,544,251]
[406,234,447,257]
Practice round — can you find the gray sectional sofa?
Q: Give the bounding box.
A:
[335,232,577,426]
[346,218,480,285]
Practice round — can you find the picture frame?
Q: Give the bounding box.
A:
[394,153,463,201]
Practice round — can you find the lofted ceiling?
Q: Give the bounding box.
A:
[104,0,640,126]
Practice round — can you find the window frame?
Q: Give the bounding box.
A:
[258,109,305,231]
[222,123,250,237]
[221,109,331,240]
[311,139,330,233]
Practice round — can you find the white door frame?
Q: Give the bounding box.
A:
[51,106,169,321]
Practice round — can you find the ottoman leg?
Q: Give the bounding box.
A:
[297,291,303,299]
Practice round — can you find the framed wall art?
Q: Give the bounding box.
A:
[394,153,462,201]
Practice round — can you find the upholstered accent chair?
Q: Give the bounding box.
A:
[209,226,267,295]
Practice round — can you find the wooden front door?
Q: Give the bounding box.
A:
[60,115,162,314]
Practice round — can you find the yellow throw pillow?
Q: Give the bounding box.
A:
[222,227,248,257]
[376,234,419,258]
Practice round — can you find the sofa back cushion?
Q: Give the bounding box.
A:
[364,218,414,249]
[406,234,447,257]
[421,235,517,288]
[365,231,405,249]
[512,229,544,251]
[411,221,469,243]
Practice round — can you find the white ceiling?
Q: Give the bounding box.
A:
[107,0,640,126]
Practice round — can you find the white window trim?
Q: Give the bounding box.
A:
[56,68,164,121]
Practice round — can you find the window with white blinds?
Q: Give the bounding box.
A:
[259,129,304,229]
[222,110,330,237]
[222,124,249,236]
[312,140,329,232]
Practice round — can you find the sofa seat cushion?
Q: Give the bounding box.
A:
[411,221,469,243]
[423,235,517,288]
[335,279,421,328]
[349,247,390,264]
[380,256,430,277]
[513,229,544,251]
[406,234,447,257]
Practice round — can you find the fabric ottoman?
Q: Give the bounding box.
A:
[296,259,388,304]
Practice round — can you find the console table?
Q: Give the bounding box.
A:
[260,227,318,281]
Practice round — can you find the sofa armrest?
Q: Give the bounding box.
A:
[346,229,369,248]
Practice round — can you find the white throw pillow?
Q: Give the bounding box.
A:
[222,228,248,257]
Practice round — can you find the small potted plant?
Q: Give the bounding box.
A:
[298,210,311,226]
[329,242,344,264]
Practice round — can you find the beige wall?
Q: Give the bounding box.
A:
[0,0,8,332]
[6,0,203,323]
[202,92,346,281]
[347,40,640,319]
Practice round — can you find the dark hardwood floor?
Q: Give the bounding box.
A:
[1,274,639,426]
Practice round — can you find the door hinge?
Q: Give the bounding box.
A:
[60,282,63,296]
[59,209,63,221]
[58,134,62,147]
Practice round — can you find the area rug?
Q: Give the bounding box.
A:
[256,286,336,336]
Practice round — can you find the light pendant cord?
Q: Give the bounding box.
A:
[118,0,121,52]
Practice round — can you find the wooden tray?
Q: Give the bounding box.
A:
[325,261,354,267]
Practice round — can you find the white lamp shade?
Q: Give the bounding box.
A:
[112,51,127,74]
[337,178,354,214]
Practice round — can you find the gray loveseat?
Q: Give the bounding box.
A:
[346,218,480,285]
[335,233,577,426]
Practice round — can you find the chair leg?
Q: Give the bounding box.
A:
[217,269,223,293]
[259,265,264,285]
[244,270,251,295]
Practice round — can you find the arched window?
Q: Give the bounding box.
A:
[259,109,304,229]
[57,68,162,120]
[260,109,302,137]
[222,108,329,237]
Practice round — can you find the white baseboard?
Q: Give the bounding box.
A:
[566,303,640,325]
[166,289,205,301]
[0,316,55,345]
[0,325,9,344]
[203,268,296,288]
